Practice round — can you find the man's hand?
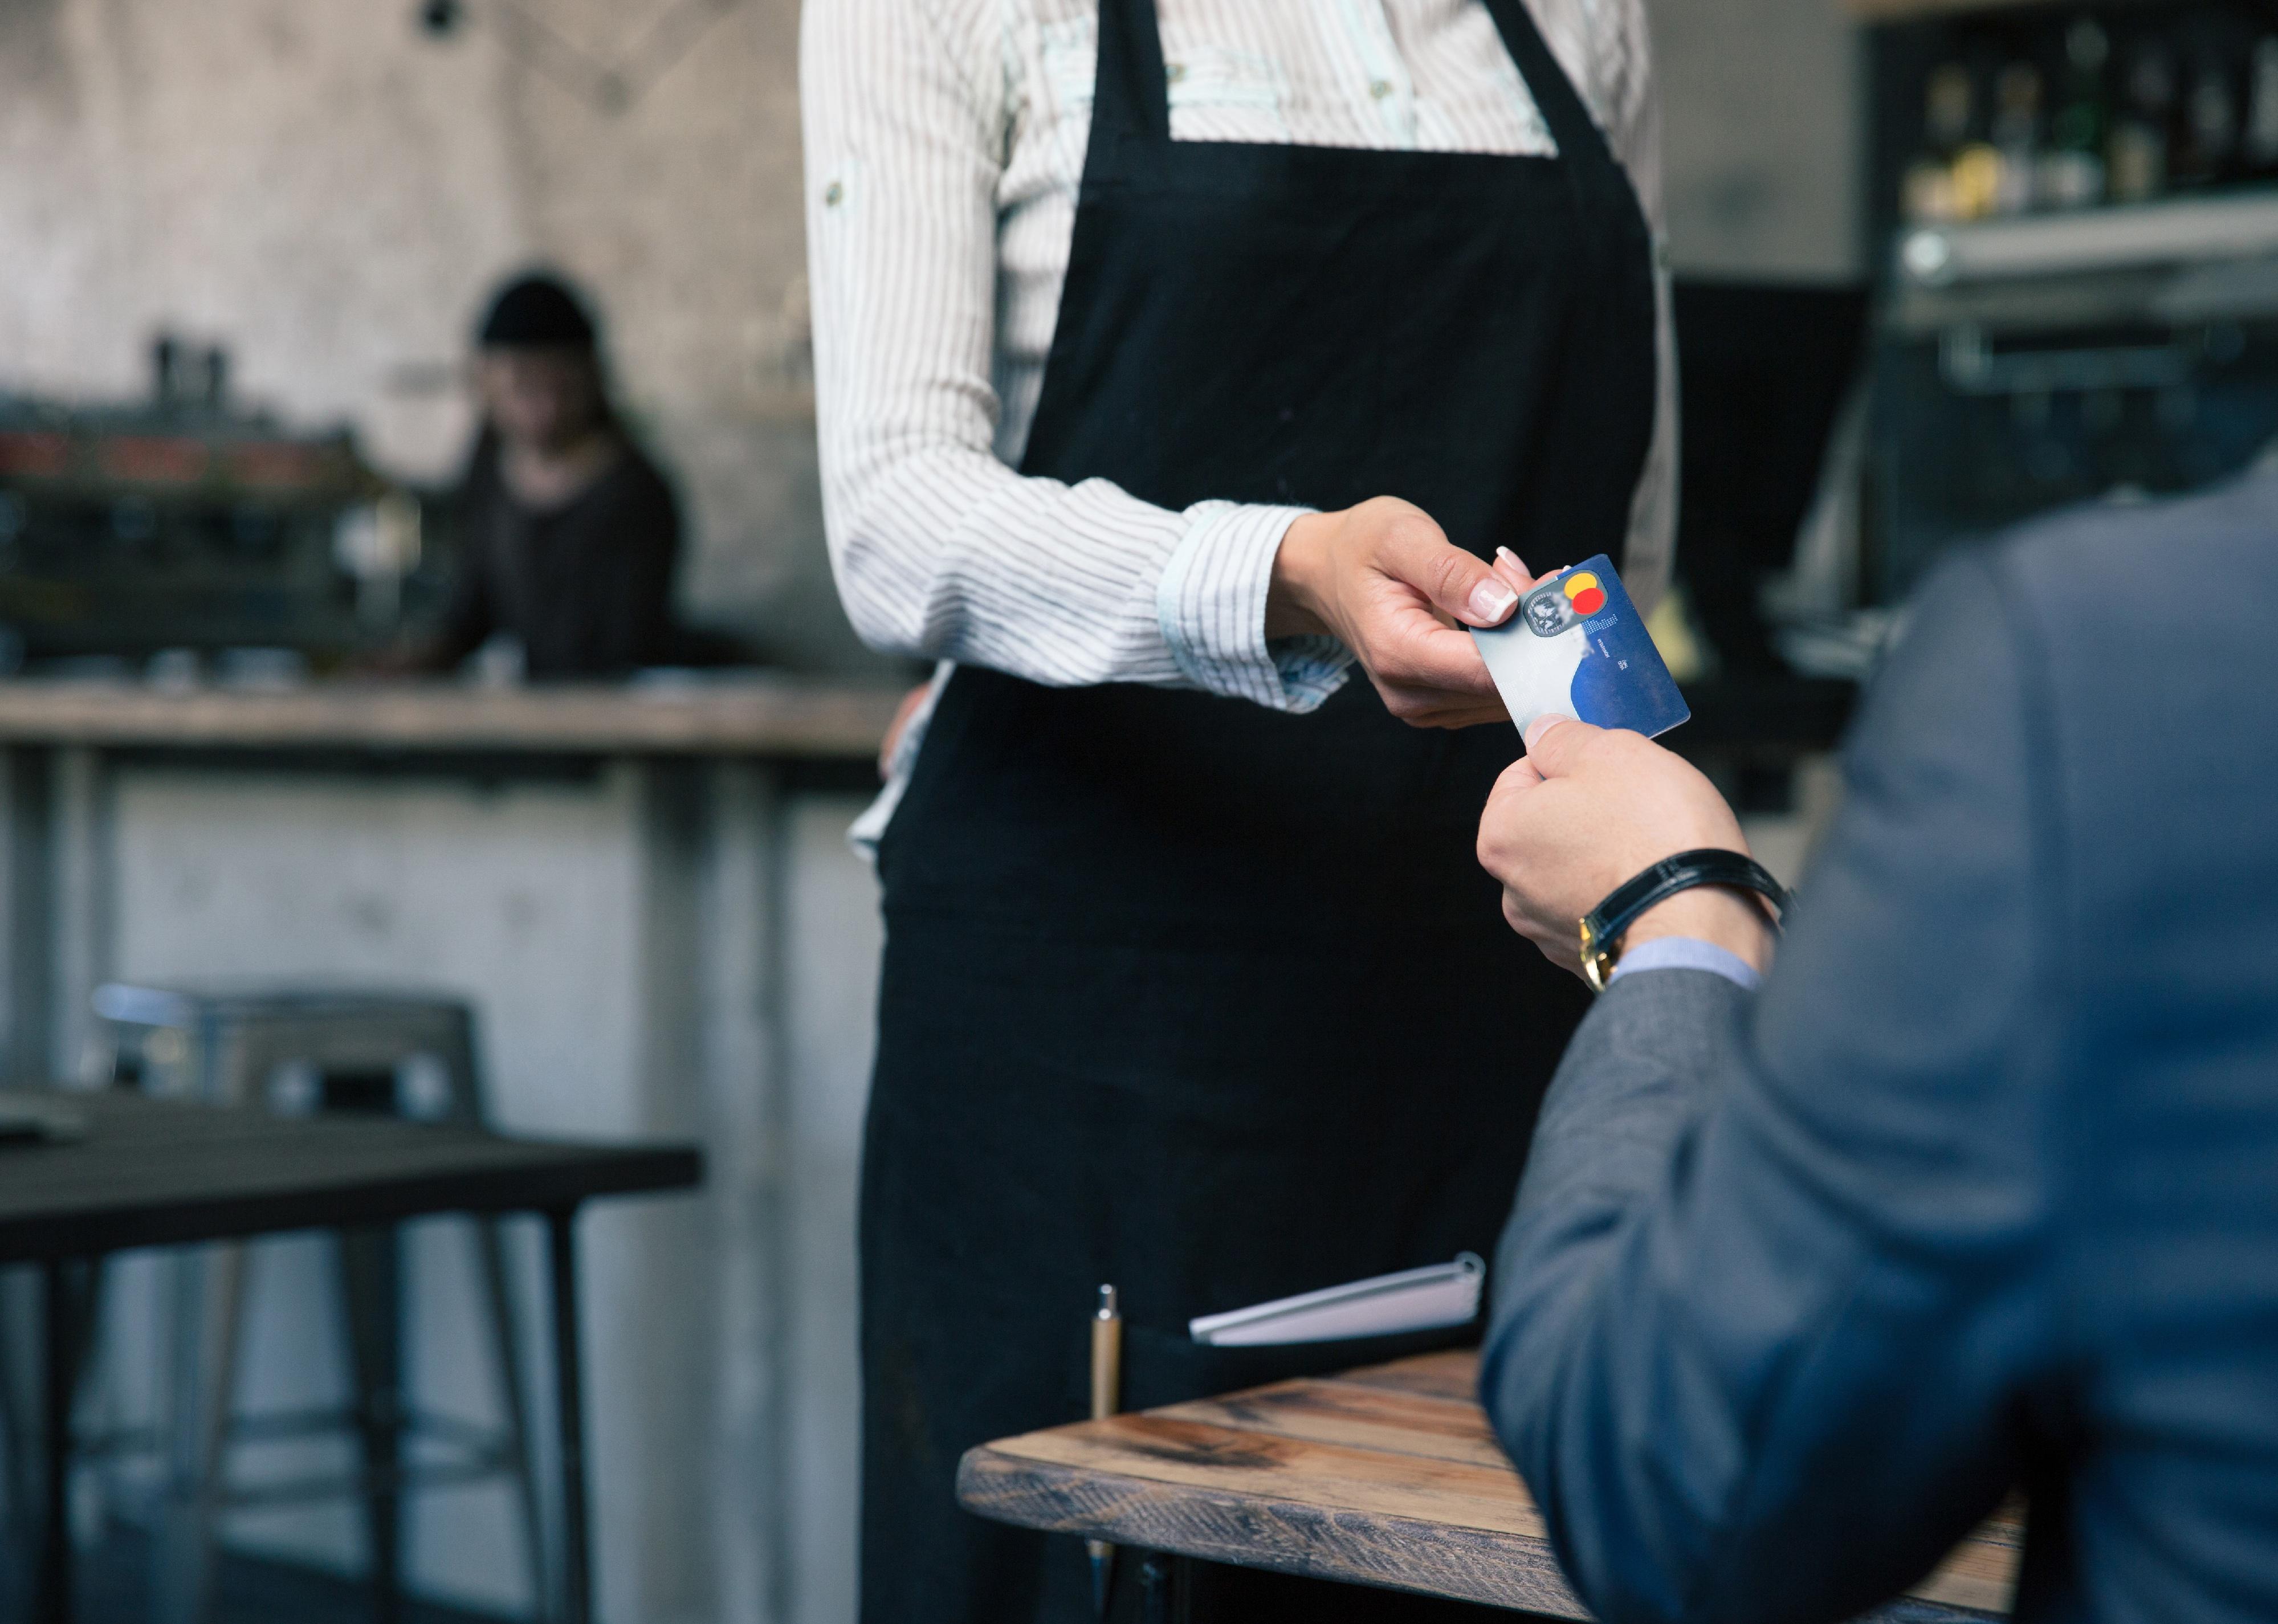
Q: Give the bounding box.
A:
[1268,497,1522,728]
[1477,718,1775,978]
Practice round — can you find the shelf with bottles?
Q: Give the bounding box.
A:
[1892,187,2278,303]
[1873,4,2278,254]
[1856,3,2278,619]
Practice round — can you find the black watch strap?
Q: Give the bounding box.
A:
[1579,849,1790,993]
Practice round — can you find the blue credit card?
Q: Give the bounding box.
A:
[1468,556,1690,741]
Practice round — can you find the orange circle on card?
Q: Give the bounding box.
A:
[1562,572,1600,599]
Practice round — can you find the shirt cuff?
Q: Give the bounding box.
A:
[1158,501,1351,713]
[1608,935,1763,991]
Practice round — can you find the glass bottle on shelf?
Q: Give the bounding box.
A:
[2109,39,2176,205]
[1990,61,2045,215]
[1904,62,1975,224]
[1950,133,2005,223]
[2250,36,2278,178]
[2042,18,2111,210]
[1947,48,2011,223]
[2175,47,2242,189]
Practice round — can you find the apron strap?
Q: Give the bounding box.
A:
[1478,0,1627,179]
[1092,0,1172,145]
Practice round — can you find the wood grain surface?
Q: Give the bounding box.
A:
[959,1350,2020,1620]
[0,675,904,757]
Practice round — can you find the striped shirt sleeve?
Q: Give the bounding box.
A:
[800,0,1339,711]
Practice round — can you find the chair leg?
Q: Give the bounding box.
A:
[474,1218,552,1623]
[156,1243,250,1624]
[0,1266,40,1553]
[11,1259,103,1623]
[444,1011,551,1618]
[335,1226,405,1624]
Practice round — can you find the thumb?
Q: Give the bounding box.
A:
[1521,715,1602,774]
[1382,520,1521,629]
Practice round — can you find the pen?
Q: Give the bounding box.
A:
[1088,1283,1122,1618]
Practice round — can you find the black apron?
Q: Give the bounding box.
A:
[861,1,1656,1618]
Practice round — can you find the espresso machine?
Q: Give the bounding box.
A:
[0,337,425,672]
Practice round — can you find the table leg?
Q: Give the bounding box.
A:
[1139,1553,1193,1624]
[547,1207,590,1624]
[337,1226,405,1624]
[37,1259,74,1624]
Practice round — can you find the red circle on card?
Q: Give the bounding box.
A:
[1571,586,1607,616]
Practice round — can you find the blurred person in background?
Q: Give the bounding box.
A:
[385,271,681,679]
[1476,471,2278,1623]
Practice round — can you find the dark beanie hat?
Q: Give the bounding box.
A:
[477,272,598,349]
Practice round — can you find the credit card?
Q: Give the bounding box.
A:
[1469,555,1690,742]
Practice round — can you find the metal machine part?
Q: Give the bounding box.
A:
[0,337,429,672]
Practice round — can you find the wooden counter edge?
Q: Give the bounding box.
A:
[957,1439,2015,1621]
[957,1442,1591,1618]
[0,678,906,757]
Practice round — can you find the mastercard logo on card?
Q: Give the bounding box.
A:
[1522,569,1614,637]
[1562,572,1608,617]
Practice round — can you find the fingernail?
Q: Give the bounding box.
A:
[1469,580,1518,622]
[1523,716,1559,751]
[1495,546,1530,576]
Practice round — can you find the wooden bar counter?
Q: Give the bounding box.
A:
[0,671,904,756]
[960,1350,2021,1621]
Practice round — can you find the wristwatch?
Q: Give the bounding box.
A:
[1578,848,1790,994]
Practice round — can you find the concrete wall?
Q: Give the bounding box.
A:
[1654,0,1865,280]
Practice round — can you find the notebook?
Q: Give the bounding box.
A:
[1188,1254,1485,1347]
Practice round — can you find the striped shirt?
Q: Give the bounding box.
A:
[801,0,1675,835]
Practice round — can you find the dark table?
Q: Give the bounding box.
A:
[960,1350,2019,1621]
[0,1088,703,1624]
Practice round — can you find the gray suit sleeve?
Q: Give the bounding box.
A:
[1481,554,2069,1624]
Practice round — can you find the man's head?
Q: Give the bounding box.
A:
[474,272,608,452]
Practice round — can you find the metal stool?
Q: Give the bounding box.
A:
[91,985,549,1624]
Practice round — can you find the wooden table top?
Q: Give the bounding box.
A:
[960,1350,2020,1620]
[0,674,903,758]
[0,1089,703,1262]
